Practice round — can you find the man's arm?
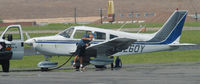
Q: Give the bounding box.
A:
[82,37,92,40]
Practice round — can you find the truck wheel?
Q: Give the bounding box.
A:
[2,60,9,72]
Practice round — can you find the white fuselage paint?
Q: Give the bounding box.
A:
[25,26,177,57]
[33,42,172,56]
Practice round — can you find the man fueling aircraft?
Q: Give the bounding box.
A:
[25,10,192,71]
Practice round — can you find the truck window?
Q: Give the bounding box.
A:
[73,30,92,39]
[94,32,106,40]
[4,27,21,40]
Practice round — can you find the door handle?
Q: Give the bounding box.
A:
[21,42,24,47]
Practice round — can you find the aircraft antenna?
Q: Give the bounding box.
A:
[137,24,146,33]
[117,22,128,31]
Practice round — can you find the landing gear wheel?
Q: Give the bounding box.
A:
[95,65,106,68]
[75,66,80,71]
[2,60,9,72]
[41,68,49,71]
[115,57,122,68]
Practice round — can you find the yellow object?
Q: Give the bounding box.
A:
[141,27,146,32]
[107,0,114,17]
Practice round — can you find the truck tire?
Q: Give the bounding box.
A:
[2,60,9,72]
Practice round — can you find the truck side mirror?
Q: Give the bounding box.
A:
[7,34,13,41]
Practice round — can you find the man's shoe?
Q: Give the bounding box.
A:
[72,63,76,68]
[79,64,85,72]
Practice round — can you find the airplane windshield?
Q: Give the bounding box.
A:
[59,28,74,38]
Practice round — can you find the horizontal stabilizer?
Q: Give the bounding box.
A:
[169,43,199,51]
[169,43,196,46]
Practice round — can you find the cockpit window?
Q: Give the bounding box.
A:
[59,28,74,38]
[110,34,118,39]
[94,32,106,40]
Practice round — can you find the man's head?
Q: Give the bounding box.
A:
[89,33,94,39]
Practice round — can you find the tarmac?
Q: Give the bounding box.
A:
[1,62,200,84]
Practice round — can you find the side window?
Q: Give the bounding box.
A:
[94,32,106,40]
[3,27,21,40]
[110,34,118,39]
[73,30,91,39]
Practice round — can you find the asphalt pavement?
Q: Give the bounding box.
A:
[1,62,200,84]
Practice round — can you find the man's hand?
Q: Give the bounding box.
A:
[85,43,89,47]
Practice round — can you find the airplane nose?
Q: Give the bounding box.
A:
[25,39,35,46]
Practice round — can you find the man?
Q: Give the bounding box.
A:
[73,33,94,71]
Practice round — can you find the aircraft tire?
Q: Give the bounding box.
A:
[1,60,9,72]
[95,65,106,68]
[41,68,49,71]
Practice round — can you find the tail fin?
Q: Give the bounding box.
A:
[148,10,188,44]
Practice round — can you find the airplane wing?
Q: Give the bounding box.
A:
[85,38,137,57]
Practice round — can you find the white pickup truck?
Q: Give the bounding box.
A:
[0,25,24,72]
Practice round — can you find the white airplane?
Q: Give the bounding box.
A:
[25,10,191,70]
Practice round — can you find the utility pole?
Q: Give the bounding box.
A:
[131,11,134,24]
[195,12,198,22]
[74,8,77,24]
[100,8,103,24]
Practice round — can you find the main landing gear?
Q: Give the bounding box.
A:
[93,56,122,70]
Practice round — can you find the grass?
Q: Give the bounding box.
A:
[8,49,200,69]
[10,55,73,68]
[0,22,200,31]
[120,49,200,64]
[184,22,200,27]
[180,30,200,43]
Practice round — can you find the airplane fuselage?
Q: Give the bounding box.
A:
[30,34,173,57]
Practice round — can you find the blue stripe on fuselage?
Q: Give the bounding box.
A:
[36,40,101,44]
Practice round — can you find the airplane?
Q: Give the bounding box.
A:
[25,10,191,70]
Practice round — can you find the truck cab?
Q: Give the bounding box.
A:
[0,25,24,72]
